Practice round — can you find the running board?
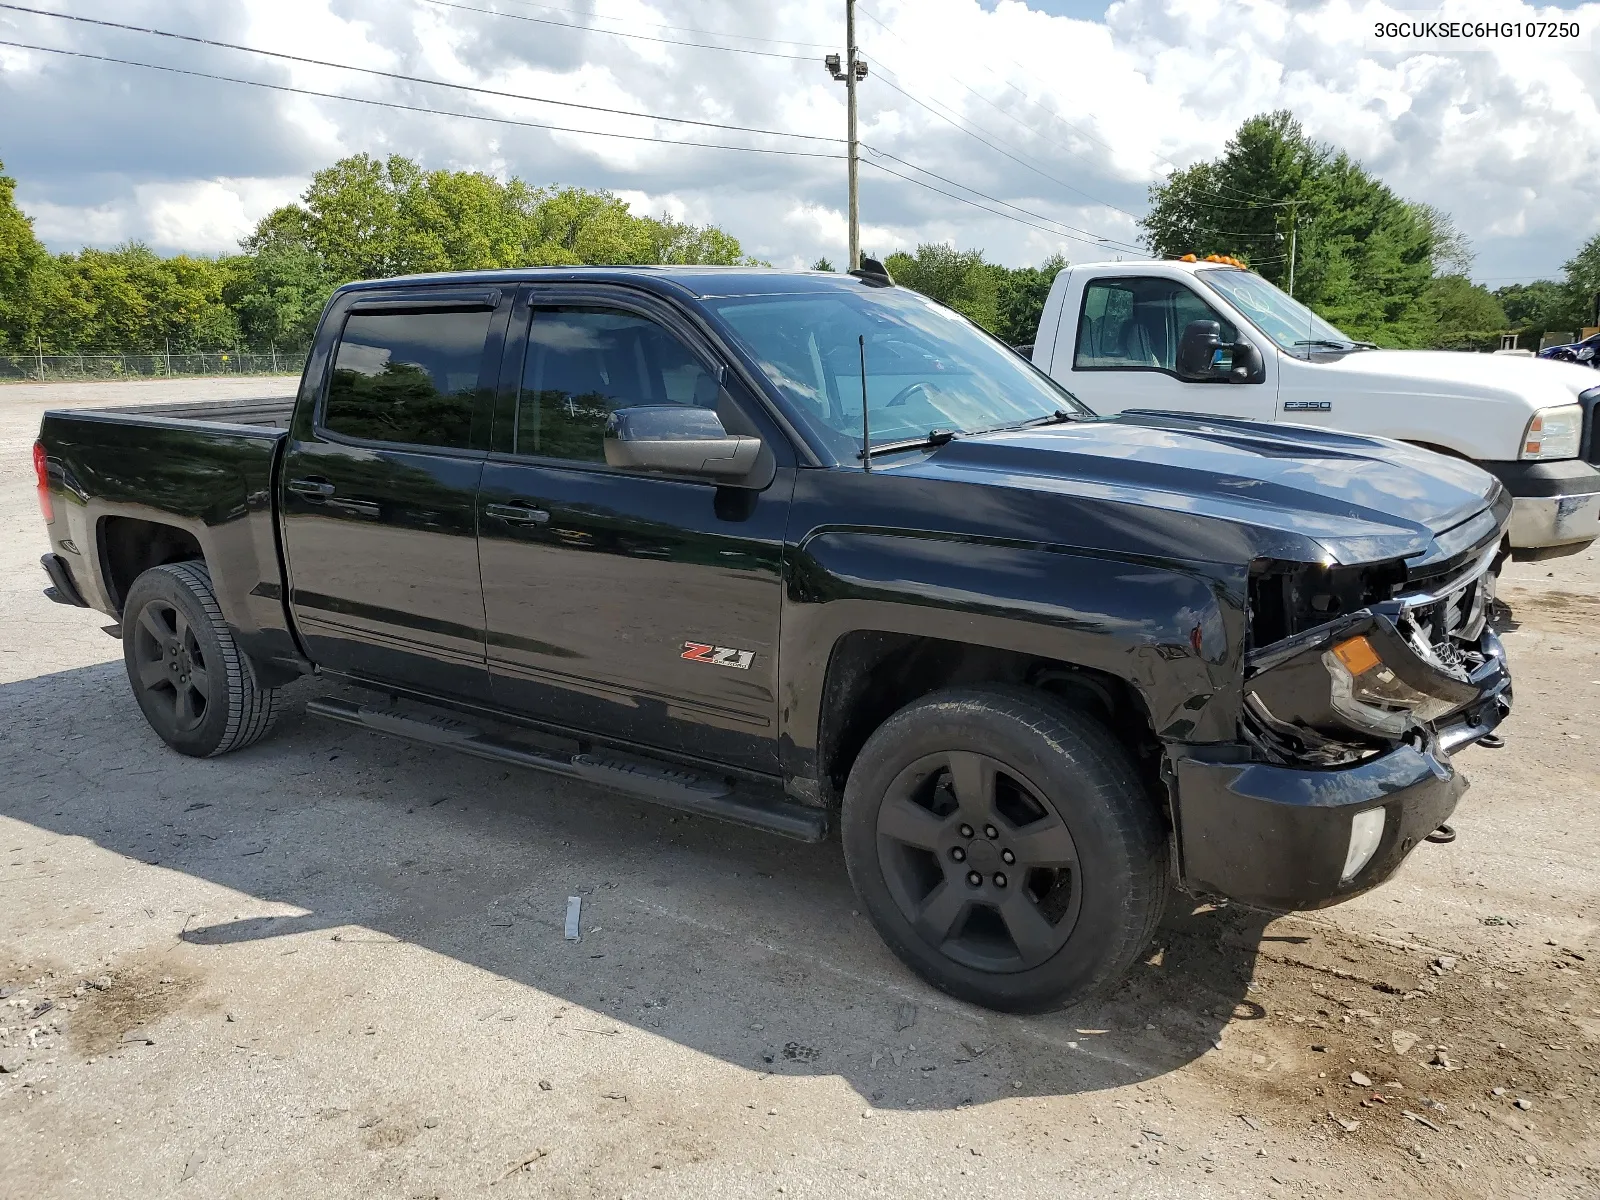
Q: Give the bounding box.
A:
[305,697,826,842]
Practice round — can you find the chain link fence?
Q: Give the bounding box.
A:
[1,351,308,382]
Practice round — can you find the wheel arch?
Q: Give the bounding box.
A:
[809,630,1165,812]
[1402,439,1473,461]
[779,532,1246,811]
[99,515,204,614]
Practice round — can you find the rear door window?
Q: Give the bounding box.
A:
[324,308,494,448]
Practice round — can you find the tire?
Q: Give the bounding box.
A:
[841,685,1169,1013]
[121,561,279,757]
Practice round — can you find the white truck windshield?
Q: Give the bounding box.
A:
[1198,268,1365,357]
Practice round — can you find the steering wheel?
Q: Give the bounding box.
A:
[886,380,936,408]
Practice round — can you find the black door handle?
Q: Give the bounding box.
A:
[287,477,335,500]
[485,502,550,526]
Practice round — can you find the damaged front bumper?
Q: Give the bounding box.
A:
[1171,574,1512,911]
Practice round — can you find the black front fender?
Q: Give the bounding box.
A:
[777,528,1248,793]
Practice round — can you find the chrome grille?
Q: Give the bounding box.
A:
[1395,550,1494,678]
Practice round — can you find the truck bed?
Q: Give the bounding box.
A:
[37,399,295,671]
[83,394,298,428]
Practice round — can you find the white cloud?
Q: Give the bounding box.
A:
[138,177,307,253]
[0,0,1595,285]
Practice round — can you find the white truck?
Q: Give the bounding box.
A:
[1030,259,1600,559]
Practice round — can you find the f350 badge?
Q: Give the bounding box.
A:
[681,641,755,670]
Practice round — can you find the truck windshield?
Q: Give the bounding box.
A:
[706,287,1093,462]
[1197,268,1365,358]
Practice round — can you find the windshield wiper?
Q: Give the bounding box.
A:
[1293,339,1376,351]
[859,428,958,459]
[969,408,1083,436]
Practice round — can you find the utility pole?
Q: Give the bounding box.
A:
[825,1,868,270]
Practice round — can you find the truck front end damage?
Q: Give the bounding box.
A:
[1171,530,1511,910]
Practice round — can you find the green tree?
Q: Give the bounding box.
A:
[36,244,238,354]
[0,158,50,354]
[1141,111,1460,347]
[224,239,333,351]
[1426,275,1508,348]
[1563,232,1600,328]
[884,243,1000,331]
[812,257,836,272]
[993,253,1068,345]
[643,214,754,265]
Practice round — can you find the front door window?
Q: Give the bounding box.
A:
[1074,278,1238,376]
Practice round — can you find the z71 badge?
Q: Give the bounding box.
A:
[681,641,755,670]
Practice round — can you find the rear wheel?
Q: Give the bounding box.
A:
[841,685,1168,1012]
[122,561,279,757]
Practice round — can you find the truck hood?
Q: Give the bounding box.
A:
[898,410,1502,567]
[1307,348,1600,409]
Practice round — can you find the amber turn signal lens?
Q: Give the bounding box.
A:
[1331,635,1381,676]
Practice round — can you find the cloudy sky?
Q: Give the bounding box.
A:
[0,0,1596,287]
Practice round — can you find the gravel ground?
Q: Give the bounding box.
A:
[1,380,1596,1198]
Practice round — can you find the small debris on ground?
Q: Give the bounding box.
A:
[1350,1072,1372,1088]
[497,1148,550,1180]
[564,896,582,941]
[894,1001,917,1032]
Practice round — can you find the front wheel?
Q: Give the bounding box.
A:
[122,561,279,757]
[841,686,1169,1012]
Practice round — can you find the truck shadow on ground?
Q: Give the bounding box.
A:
[3,662,1279,1110]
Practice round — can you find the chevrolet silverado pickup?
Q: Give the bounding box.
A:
[1032,258,1600,560]
[35,264,1513,1011]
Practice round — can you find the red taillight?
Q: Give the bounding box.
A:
[33,440,52,523]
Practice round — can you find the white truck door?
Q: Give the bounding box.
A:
[1049,272,1276,420]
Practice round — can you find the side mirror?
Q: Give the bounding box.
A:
[1176,321,1222,380]
[604,405,766,482]
[1230,340,1266,383]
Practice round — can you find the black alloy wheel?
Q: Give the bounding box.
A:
[842,686,1169,1012]
[130,597,212,737]
[120,561,279,757]
[875,750,1081,973]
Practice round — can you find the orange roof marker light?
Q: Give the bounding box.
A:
[1175,253,1248,268]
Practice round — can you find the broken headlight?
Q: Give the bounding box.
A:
[1322,633,1466,737]
[1245,614,1483,760]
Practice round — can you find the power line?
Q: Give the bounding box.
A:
[857,5,1298,209]
[1178,190,1299,211]
[414,0,815,61]
[0,4,840,143]
[871,66,1138,220]
[0,40,846,160]
[482,0,835,49]
[862,145,1143,252]
[860,157,1143,254]
[856,5,1123,174]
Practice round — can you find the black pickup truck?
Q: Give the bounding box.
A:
[35,265,1513,1011]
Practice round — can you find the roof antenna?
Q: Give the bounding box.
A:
[859,334,871,471]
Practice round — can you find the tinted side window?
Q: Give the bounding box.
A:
[517,307,718,462]
[324,309,493,448]
[1074,279,1236,372]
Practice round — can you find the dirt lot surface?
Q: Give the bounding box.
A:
[2,380,1596,1198]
